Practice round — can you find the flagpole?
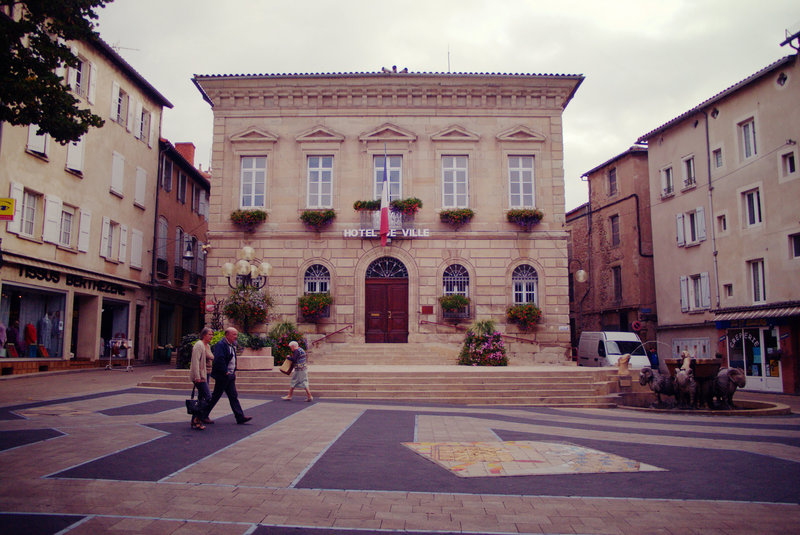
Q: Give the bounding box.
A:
[379,144,389,247]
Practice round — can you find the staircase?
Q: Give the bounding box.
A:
[138,342,624,407]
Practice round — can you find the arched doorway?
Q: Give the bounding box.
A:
[365,257,408,343]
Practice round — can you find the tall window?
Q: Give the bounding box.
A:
[612,266,622,301]
[70,56,92,99]
[683,156,696,187]
[508,156,535,208]
[21,190,39,237]
[512,264,538,305]
[610,215,620,247]
[59,206,74,247]
[780,150,797,178]
[661,166,674,196]
[676,207,706,246]
[373,155,402,201]
[304,264,331,294]
[161,157,173,191]
[138,107,151,142]
[442,155,469,208]
[743,188,762,227]
[176,172,187,204]
[680,273,710,311]
[739,118,757,160]
[26,124,49,156]
[749,259,766,303]
[607,168,617,196]
[113,86,129,127]
[156,217,168,277]
[712,148,723,169]
[790,233,800,259]
[240,156,267,208]
[307,156,333,208]
[443,264,470,318]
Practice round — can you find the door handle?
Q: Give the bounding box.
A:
[387,311,392,319]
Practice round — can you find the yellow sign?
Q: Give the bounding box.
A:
[0,198,15,221]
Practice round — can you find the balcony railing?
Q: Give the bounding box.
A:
[359,210,413,230]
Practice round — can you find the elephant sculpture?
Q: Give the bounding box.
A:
[713,367,747,409]
[639,366,675,407]
[673,352,697,409]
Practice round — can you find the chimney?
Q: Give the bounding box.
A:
[174,142,196,166]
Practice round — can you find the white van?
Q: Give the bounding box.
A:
[577,331,649,367]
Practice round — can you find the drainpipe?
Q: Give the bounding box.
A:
[702,110,721,309]
[150,144,164,362]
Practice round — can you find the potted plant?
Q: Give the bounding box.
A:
[298,293,333,321]
[506,303,542,330]
[390,197,423,216]
[506,208,544,231]
[222,285,274,333]
[353,200,381,211]
[439,208,475,229]
[300,209,336,231]
[230,209,267,231]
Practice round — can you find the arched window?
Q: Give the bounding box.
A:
[442,264,470,318]
[512,264,538,305]
[304,264,331,318]
[366,257,408,278]
[304,264,331,294]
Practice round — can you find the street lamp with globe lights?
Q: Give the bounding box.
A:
[222,246,272,289]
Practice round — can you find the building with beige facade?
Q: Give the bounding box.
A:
[566,145,656,351]
[1,37,171,372]
[193,69,583,363]
[638,54,800,393]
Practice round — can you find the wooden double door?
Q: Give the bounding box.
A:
[365,278,408,343]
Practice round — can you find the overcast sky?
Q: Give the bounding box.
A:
[96,0,799,211]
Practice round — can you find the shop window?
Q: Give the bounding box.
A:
[0,284,66,359]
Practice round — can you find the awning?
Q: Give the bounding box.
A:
[714,306,800,321]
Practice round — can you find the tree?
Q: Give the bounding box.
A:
[0,0,112,144]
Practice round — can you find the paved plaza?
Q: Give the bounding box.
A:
[1,365,800,534]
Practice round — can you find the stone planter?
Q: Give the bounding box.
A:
[238,347,274,370]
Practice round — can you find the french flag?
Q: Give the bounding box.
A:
[380,148,389,247]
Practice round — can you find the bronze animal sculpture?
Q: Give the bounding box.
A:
[674,352,697,408]
[713,367,746,409]
[639,366,676,407]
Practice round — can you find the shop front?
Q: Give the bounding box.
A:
[0,257,148,372]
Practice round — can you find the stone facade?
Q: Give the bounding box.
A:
[566,146,657,349]
[194,70,583,363]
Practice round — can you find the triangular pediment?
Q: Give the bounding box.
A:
[230,127,279,143]
[430,125,480,142]
[358,123,417,143]
[496,125,546,143]
[295,125,345,143]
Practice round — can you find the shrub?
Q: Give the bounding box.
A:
[457,325,507,366]
[176,333,199,369]
[267,322,307,365]
[506,303,542,330]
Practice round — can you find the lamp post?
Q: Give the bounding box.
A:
[569,258,589,348]
[222,246,272,289]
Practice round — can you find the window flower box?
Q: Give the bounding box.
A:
[506,303,542,330]
[506,209,543,231]
[390,197,423,215]
[230,209,267,231]
[439,294,470,321]
[300,209,336,231]
[298,293,333,322]
[439,208,475,229]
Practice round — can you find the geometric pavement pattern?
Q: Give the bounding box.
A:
[1,386,800,534]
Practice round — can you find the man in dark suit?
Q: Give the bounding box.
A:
[202,327,251,424]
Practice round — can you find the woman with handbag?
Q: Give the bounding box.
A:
[189,327,215,430]
[281,341,313,402]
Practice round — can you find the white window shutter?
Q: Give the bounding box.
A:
[148,112,156,147]
[27,125,48,155]
[134,167,147,207]
[6,181,24,234]
[55,38,67,79]
[118,224,128,263]
[700,272,711,308]
[696,206,706,242]
[77,210,91,252]
[126,96,134,132]
[680,276,689,312]
[110,82,120,121]
[100,216,110,258]
[66,136,85,172]
[88,62,97,104]
[200,190,209,219]
[130,229,143,269]
[676,214,685,246]
[42,195,63,244]
[133,100,143,139]
[67,46,79,90]
[111,151,125,195]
